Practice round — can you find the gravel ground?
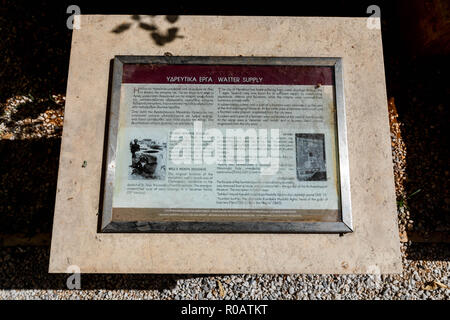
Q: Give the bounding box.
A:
[0,1,448,300]
[0,245,448,300]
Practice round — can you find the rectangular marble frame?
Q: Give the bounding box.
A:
[49,15,402,274]
[102,56,352,234]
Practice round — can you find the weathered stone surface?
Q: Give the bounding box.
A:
[49,15,401,273]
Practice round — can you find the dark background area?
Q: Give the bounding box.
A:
[0,0,448,289]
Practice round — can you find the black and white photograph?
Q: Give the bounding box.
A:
[295,133,327,181]
[129,137,167,180]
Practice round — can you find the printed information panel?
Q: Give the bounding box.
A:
[101,57,352,233]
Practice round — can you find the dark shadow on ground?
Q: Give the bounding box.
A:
[0,139,61,236]
[382,3,450,260]
[393,56,450,261]
[0,1,71,104]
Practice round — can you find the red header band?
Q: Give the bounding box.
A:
[122,64,334,86]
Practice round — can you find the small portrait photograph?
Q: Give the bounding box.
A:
[295,133,327,181]
[129,136,167,180]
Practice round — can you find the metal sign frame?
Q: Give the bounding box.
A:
[100,56,352,233]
